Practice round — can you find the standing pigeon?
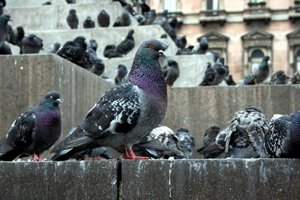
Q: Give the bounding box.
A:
[163,59,180,87]
[252,56,270,84]
[97,10,110,27]
[113,11,131,27]
[175,35,187,49]
[66,9,79,29]
[199,63,216,86]
[0,91,62,161]
[114,64,128,85]
[114,29,135,56]
[175,128,195,159]
[51,39,167,160]
[0,14,11,47]
[290,71,300,84]
[20,34,44,54]
[270,70,289,85]
[6,25,25,48]
[193,37,208,54]
[225,75,236,85]
[213,58,229,85]
[83,16,95,29]
[90,59,105,76]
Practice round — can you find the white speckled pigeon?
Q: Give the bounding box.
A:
[0,91,62,161]
[51,39,167,160]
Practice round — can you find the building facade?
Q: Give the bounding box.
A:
[149,0,300,81]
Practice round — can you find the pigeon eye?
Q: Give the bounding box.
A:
[148,44,155,49]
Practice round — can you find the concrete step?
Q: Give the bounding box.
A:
[7,0,112,7]
[4,2,137,31]
[9,25,178,59]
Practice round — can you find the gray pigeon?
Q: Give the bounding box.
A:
[48,42,61,54]
[175,128,195,159]
[199,63,215,86]
[0,14,11,47]
[20,34,43,54]
[270,70,289,85]
[114,64,128,85]
[0,91,62,161]
[51,39,167,160]
[113,11,131,27]
[290,71,300,84]
[90,59,105,76]
[83,16,95,29]
[97,10,110,27]
[193,37,208,54]
[6,25,25,47]
[66,9,79,29]
[163,59,180,87]
[252,56,270,84]
[115,29,135,56]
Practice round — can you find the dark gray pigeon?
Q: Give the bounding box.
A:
[290,71,300,84]
[83,16,95,29]
[144,9,157,25]
[51,39,167,160]
[97,10,110,27]
[66,0,76,4]
[114,64,128,85]
[113,11,131,27]
[175,128,195,159]
[252,56,270,84]
[0,0,6,15]
[199,63,215,86]
[0,91,62,161]
[213,58,229,85]
[0,14,11,47]
[103,44,121,58]
[66,9,79,29]
[224,75,236,85]
[114,29,135,56]
[175,35,186,49]
[193,37,208,54]
[0,42,11,55]
[6,25,25,47]
[89,39,98,51]
[48,42,61,54]
[270,70,289,85]
[90,59,105,76]
[163,59,180,87]
[20,34,43,54]
[42,1,51,5]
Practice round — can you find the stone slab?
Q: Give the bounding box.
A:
[0,160,118,200]
[121,159,300,199]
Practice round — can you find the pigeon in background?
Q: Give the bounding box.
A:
[0,14,11,47]
[48,42,61,54]
[0,42,11,54]
[42,1,51,5]
[163,59,180,87]
[89,39,98,51]
[199,63,215,86]
[113,11,131,27]
[97,10,110,27]
[270,70,289,85]
[193,37,208,54]
[114,29,135,56]
[51,39,167,160]
[90,59,105,76]
[71,147,119,160]
[66,9,79,29]
[290,71,300,84]
[114,64,128,85]
[0,91,62,161]
[103,44,121,58]
[175,35,187,49]
[0,0,6,15]
[20,34,43,54]
[144,9,157,25]
[213,58,229,85]
[112,0,128,7]
[225,75,236,85]
[175,128,195,159]
[243,74,255,85]
[83,16,95,29]
[252,56,270,84]
[83,40,99,70]
[66,0,76,4]
[6,25,25,47]
[206,50,220,63]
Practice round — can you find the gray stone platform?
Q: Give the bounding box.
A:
[6,0,111,7]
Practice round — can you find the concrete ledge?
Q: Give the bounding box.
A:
[7,0,111,7]
[0,161,119,200]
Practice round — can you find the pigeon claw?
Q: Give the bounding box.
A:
[32,154,43,161]
[123,148,149,160]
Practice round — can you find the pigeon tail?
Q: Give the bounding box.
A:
[0,137,22,161]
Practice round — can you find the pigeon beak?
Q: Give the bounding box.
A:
[159,50,165,58]
[56,99,62,104]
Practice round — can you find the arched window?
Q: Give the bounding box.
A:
[250,49,264,74]
[297,49,300,72]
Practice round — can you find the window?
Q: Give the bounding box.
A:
[163,0,177,12]
[248,0,266,6]
[206,0,219,15]
[287,29,300,72]
[250,49,264,74]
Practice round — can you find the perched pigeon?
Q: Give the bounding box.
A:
[132,126,185,159]
[97,10,110,27]
[144,9,157,25]
[213,58,229,85]
[199,63,215,86]
[0,14,11,47]
[57,36,87,67]
[42,1,51,5]
[252,56,270,84]
[193,37,208,54]
[0,0,5,15]
[270,70,289,85]
[243,74,255,85]
[0,91,62,161]
[225,75,236,85]
[6,25,25,47]
[163,59,180,87]
[48,42,61,54]
[66,0,76,4]
[112,0,128,7]
[83,40,99,70]
[20,34,43,54]
[114,64,128,85]
[90,59,105,76]
[175,35,187,49]
[0,42,11,55]
[114,29,135,56]
[71,147,119,160]
[51,39,167,160]
[290,71,300,84]
[215,106,269,158]
[83,16,95,29]
[113,11,131,27]
[103,44,121,58]
[89,39,98,51]
[175,128,195,158]
[66,9,79,29]
[138,0,150,15]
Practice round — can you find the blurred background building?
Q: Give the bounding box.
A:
[148,0,300,80]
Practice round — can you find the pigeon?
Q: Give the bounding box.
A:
[225,75,236,85]
[138,0,150,15]
[197,124,223,158]
[20,34,44,54]
[83,41,99,70]
[175,128,195,159]
[89,39,98,51]
[270,70,289,85]
[252,56,270,84]
[193,37,208,54]
[243,74,255,85]
[290,71,300,84]
[97,10,110,27]
[112,0,128,7]
[214,106,269,158]
[199,63,216,86]
[6,25,25,47]
[206,50,220,62]
[71,147,119,160]
[48,42,61,54]
[83,16,95,29]
[144,9,157,25]
[90,59,105,76]
[0,91,62,161]
[57,36,87,67]
[213,59,229,85]
[0,0,6,15]
[42,1,51,5]
[103,44,121,58]
[66,9,79,29]
[0,42,11,55]
[132,126,185,159]
[113,11,131,27]
[175,35,187,49]
[114,29,135,56]
[0,14,11,47]
[114,64,128,85]
[51,39,167,160]
[66,0,76,4]
[163,59,180,87]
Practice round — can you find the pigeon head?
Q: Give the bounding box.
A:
[41,91,61,108]
[0,14,11,26]
[117,64,128,77]
[89,39,98,51]
[69,9,76,14]
[73,36,87,49]
[135,39,166,60]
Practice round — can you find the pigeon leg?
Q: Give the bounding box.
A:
[123,148,149,160]
[32,154,43,161]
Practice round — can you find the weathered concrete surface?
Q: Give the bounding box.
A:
[9,25,178,58]
[0,54,113,158]
[102,54,214,87]
[7,0,111,7]
[122,159,300,200]
[4,2,137,31]
[0,161,118,200]
[163,85,300,157]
